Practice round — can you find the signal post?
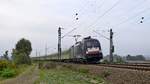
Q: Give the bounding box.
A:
[110,29,114,63]
[58,27,62,60]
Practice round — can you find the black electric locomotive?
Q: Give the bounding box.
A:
[69,36,103,63]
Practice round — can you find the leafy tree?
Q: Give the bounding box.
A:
[12,38,32,65]
[15,38,32,56]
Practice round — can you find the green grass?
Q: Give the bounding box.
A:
[16,64,30,74]
[0,64,31,81]
[35,66,105,84]
[0,68,17,78]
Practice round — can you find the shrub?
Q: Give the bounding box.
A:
[78,68,89,74]
[101,70,111,78]
[0,60,16,71]
[12,52,31,65]
[0,68,17,78]
[102,59,109,64]
[0,60,10,71]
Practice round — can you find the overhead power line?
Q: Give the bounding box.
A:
[93,30,110,40]
[61,28,77,38]
[143,16,150,23]
[62,0,107,39]
[75,0,106,28]
[113,7,150,27]
[85,0,121,30]
[127,0,147,12]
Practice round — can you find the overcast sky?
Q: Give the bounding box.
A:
[0,0,150,57]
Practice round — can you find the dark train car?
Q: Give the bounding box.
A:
[69,36,103,63]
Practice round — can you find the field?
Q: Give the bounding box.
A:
[1,62,150,84]
[35,66,105,84]
[0,64,39,84]
[0,63,105,84]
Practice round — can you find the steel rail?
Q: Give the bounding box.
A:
[96,64,150,71]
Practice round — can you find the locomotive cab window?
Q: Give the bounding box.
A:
[86,40,100,48]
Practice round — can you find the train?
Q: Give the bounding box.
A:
[32,36,103,63]
[68,36,103,63]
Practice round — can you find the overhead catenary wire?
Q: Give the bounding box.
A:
[142,16,150,23]
[85,0,121,30]
[113,0,148,26]
[61,0,89,37]
[61,28,77,38]
[62,0,148,39]
[79,0,120,37]
[62,0,120,39]
[113,7,150,27]
[62,0,107,39]
[97,0,106,11]
[126,0,147,12]
[93,30,110,40]
[109,0,148,27]
[75,0,106,27]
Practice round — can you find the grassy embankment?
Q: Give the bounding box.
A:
[35,62,105,84]
[0,62,31,81]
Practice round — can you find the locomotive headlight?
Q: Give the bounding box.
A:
[87,47,99,51]
[86,47,100,54]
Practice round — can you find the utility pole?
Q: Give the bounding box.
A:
[110,29,114,63]
[45,44,48,57]
[38,52,41,57]
[36,50,37,57]
[58,27,62,60]
[93,29,114,63]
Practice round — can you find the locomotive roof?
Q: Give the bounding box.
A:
[70,36,99,48]
[82,36,98,42]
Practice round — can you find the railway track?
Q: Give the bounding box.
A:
[34,58,150,71]
[96,63,150,71]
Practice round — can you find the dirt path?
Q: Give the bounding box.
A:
[1,65,39,84]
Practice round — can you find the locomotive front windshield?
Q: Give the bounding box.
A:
[86,40,100,48]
